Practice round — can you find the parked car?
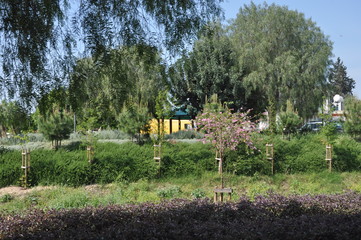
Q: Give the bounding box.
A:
[299,121,323,133]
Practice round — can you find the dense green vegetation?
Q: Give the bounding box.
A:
[1,133,361,189]
[3,170,361,214]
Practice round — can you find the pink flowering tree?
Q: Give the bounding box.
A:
[196,108,257,188]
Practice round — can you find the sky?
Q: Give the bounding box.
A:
[221,0,361,98]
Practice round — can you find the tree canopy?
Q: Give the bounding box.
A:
[69,45,167,129]
[0,0,223,104]
[328,57,355,97]
[229,2,332,130]
[169,23,243,112]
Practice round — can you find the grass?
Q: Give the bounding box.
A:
[1,170,361,214]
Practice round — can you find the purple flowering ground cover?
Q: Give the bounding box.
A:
[2,192,361,239]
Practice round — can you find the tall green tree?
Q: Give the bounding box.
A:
[37,109,73,149]
[0,0,222,104]
[344,96,361,138]
[229,3,332,132]
[154,90,173,143]
[328,57,355,96]
[69,45,167,129]
[277,100,302,139]
[118,99,150,143]
[0,100,30,136]
[169,23,265,113]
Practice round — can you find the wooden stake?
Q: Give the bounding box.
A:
[21,149,31,188]
[326,144,332,172]
[154,144,162,175]
[266,143,274,175]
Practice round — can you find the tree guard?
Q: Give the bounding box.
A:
[266,143,274,175]
[326,144,332,172]
[21,149,31,188]
[154,144,162,175]
[87,146,94,164]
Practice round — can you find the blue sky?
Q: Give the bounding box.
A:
[221,0,361,97]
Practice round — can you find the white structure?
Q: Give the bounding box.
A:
[332,94,345,121]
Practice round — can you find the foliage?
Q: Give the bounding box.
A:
[69,46,168,130]
[320,122,338,144]
[3,134,361,188]
[0,142,214,187]
[37,109,73,149]
[202,94,225,113]
[118,100,150,143]
[344,96,361,138]
[0,100,30,136]
[0,194,14,203]
[230,2,332,131]
[165,130,204,140]
[191,188,207,199]
[153,90,174,143]
[277,100,302,138]
[328,57,356,96]
[0,0,222,103]
[3,194,361,239]
[169,23,261,113]
[196,108,257,155]
[156,186,182,199]
[90,130,129,140]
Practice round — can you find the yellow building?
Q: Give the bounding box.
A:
[149,110,194,134]
[149,118,194,134]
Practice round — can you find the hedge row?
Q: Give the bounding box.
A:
[1,134,361,187]
[0,142,214,187]
[3,193,361,239]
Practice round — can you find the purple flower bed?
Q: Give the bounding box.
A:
[2,192,361,239]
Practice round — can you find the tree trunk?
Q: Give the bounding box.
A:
[268,99,277,134]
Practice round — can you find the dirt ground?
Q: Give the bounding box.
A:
[0,186,52,198]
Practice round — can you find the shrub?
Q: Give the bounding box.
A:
[2,134,361,188]
[161,142,214,177]
[191,188,206,199]
[0,194,14,203]
[94,129,130,140]
[165,130,203,139]
[3,194,361,239]
[157,186,182,198]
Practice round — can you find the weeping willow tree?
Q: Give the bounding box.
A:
[229,2,332,132]
[0,0,222,106]
[69,45,168,130]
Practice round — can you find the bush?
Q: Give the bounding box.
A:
[157,186,182,198]
[0,142,214,187]
[161,142,214,177]
[165,130,203,139]
[2,134,361,188]
[3,194,361,239]
[94,130,130,140]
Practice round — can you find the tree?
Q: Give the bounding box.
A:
[153,90,173,143]
[169,23,266,114]
[169,23,240,111]
[37,109,73,149]
[69,45,167,130]
[229,3,332,132]
[196,107,257,188]
[344,96,361,138]
[0,100,30,137]
[328,57,355,96]
[277,100,302,139]
[118,100,150,143]
[0,0,222,104]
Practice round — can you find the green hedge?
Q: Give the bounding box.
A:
[0,142,215,187]
[2,134,361,187]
